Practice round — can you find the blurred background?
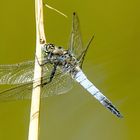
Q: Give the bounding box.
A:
[0,0,139,140]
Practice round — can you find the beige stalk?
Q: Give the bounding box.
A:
[28,0,46,140]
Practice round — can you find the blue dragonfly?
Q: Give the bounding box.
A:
[0,13,122,118]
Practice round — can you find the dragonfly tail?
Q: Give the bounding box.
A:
[74,70,123,118]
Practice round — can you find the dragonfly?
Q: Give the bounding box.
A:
[0,12,122,118]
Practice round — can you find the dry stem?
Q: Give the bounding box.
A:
[28,0,46,140]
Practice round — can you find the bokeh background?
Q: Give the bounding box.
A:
[0,0,140,140]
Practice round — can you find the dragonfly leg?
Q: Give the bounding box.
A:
[35,54,48,66]
[42,64,58,86]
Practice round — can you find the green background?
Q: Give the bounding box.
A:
[0,0,139,140]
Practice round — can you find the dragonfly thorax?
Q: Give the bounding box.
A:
[43,43,79,72]
[43,43,65,55]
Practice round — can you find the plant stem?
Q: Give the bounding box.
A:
[28,0,46,140]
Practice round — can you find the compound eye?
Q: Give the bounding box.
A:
[45,43,55,51]
[48,43,54,49]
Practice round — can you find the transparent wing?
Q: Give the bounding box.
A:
[68,12,83,58]
[0,68,73,101]
[0,61,34,84]
[42,72,72,97]
[0,82,34,101]
[0,59,50,85]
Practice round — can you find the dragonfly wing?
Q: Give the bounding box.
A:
[0,67,73,101]
[68,12,83,58]
[0,82,33,101]
[0,61,34,84]
[0,60,49,85]
[41,71,73,97]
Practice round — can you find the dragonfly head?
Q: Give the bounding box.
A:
[43,43,55,53]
